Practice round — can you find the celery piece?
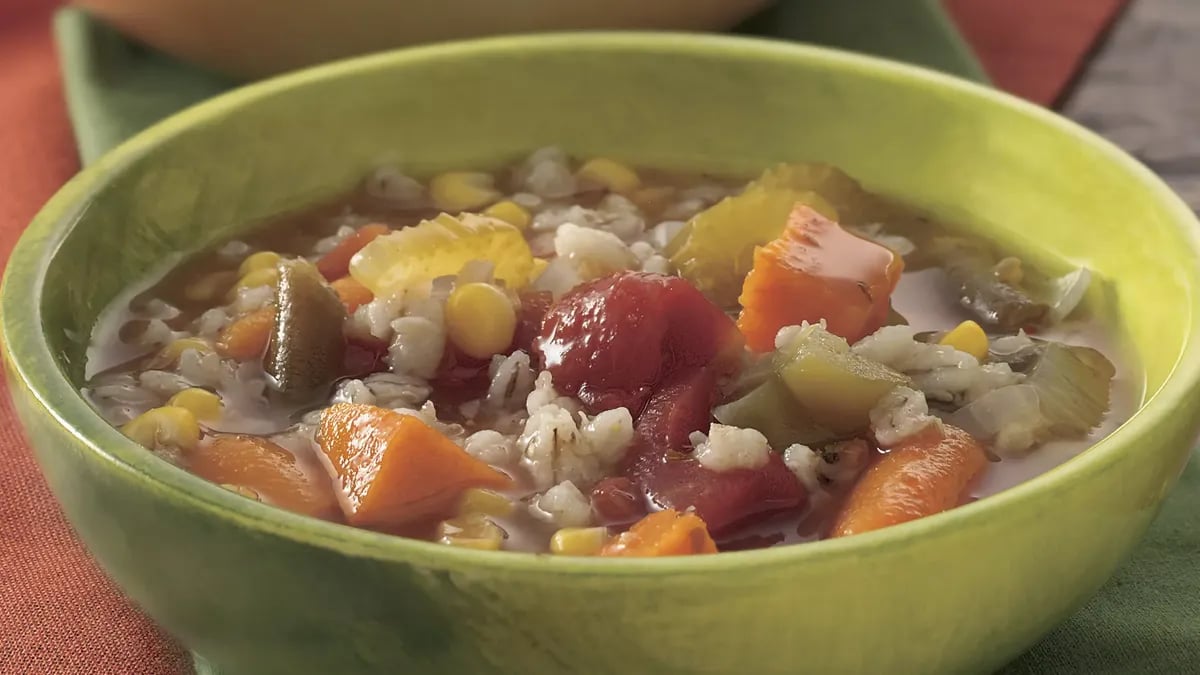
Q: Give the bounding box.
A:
[713,376,837,450]
[774,324,909,435]
[1026,342,1115,436]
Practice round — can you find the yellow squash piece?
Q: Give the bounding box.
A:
[667,163,839,307]
[349,213,541,297]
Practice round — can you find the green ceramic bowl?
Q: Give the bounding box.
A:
[4,34,1199,675]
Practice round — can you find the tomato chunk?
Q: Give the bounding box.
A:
[738,205,903,351]
[536,272,742,414]
[625,368,806,534]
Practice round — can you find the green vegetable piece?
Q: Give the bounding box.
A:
[928,237,1049,331]
[774,324,909,435]
[1026,342,1115,436]
[714,376,837,450]
[265,259,347,402]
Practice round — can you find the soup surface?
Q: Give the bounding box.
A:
[83,148,1133,556]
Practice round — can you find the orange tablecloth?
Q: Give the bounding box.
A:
[0,1,1127,672]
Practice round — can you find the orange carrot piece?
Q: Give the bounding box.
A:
[316,223,391,281]
[190,435,340,519]
[599,509,718,557]
[331,276,374,312]
[737,204,903,352]
[830,424,987,538]
[316,403,511,528]
[215,306,276,361]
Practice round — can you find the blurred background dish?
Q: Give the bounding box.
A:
[71,0,772,78]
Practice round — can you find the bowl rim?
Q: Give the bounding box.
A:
[4,31,1199,574]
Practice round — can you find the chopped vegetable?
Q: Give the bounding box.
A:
[948,384,1045,456]
[599,509,718,557]
[445,282,518,360]
[550,526,610,556]
[1047,267,1092,322]
[429,171,501,212]
[576,158,640,194]
[774,323,909,435]
[456,487,514,518]
[239,251,282,277]
[590,476,647,525]
[738,204,903,350]
[265,260,347,401]
[668,165,838,306]
[629,186,676,215]
[166,388,223,421]
[436,513,506,550]
[627,368,806,533]
[1025,342,1115,436]
[536,272,743,413]
[483,200,532,231]
[316,403,511,528]
[830,424,987,537]
[316,223,390,281]
[330,276,373,313]
[191,435,340,519]
[216,306,276,361]
[349,213,542,298]
[122,406,201,451]
[938,320,988,361]
[159,337,213,364]
[930,237,1049,331]
[713,376,836,449]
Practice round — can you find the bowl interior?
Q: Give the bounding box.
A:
[37,36,1195,394]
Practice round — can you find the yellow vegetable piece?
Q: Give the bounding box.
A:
[430,171,501,212]
[349,213,541,297]
[577,158,640,194]
[668,164,838,307]
[457,487,515,518]
[437,513,506,551]
[446,282,518,360]
[939,320,989,361]
[160,337,213,364]
[239,251,281,276]
[235,266,280,292]
[550,527,609,556]
[121,406,201,451]
[483,200,532,231]
[166,388,223,421]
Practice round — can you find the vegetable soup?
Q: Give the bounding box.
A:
[83,148,1133,556]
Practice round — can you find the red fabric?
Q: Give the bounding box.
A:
[945,0,1129,105]
[0,1,1126,672]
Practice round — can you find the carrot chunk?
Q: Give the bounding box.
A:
[331,275,374,312]
[737,204,903,352]
[190,435,340,519]
[215,306,276,361]
[830,424,987,538]
[316,223,391,281]
[599,509,718,557]
[316,403,511,528]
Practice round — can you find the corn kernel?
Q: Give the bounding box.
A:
[159,337,213,364]
[238,251,281,277]
[235,266,280,291]
[629,186,676,214]
[166,388,223,421]
[457,488,515,518]
[184,271,236,302]
[549,527,609,556]
[939,320,989,361]
[577,158,640,194]
[483,200,532,231]
[429,172,500,212]
[445,282,517,360]
[121,406,201,451]
[437,514,506,551]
